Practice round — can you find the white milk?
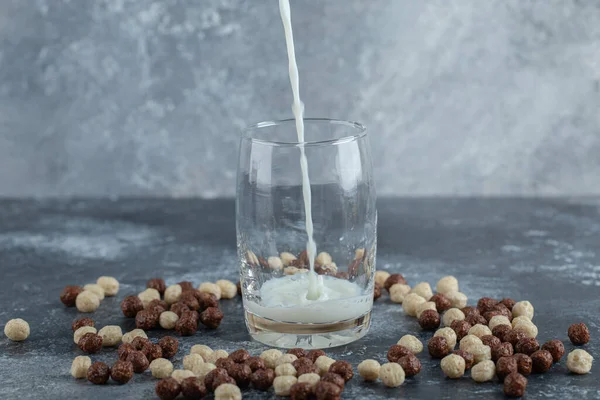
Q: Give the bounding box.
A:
[246,274,372,324]
[278,0,321,300]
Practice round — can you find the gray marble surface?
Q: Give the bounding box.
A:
[0,198,599,399]
[0,1,599,197]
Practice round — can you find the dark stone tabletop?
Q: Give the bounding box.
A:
[0,198,598,399]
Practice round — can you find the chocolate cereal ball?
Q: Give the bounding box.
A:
[428,336,450,359]
[147,299,169,315]
[568,323,590,345]
[136,309,159,330]
[500,298,516,310]
[530,350,553,373]
[118,343,136,361]
[307,350,326,363]
[120,295,144,318]
[430,293,452,312]
[204,368,229,392]
[158,336,179,359]
[496,356,518,380]
[216,357,235,370]
[126,350,150,373]
[461,306,480,318]
[175,311,199,336]
[229,349,251,364]
[542,340,565,362]
[178,281,195,292]
[513,353,532,376]
[515,338,540,356]
[196,292,219,311]
[212,375,236,391]
[320,372,345,390]
[503,372,527,397]
[477,297,499,314]
[398,354,422,376]
[481,335,501,349]
[387,345,412,363]
[87,361,111,385]
[132,336,151,350]
[373,283,382,301]
[491,342,514,361]
[200,307,224,329]
[227,363,252,388]
[155,377,181,400]
[147,278,166,295]
[181,377,207,399]
[328,361,353,382]
[143,343,163,362]
[290,382,313,400]
[292,358,314,371]
[180,291,201,311]
[384,274,407,291]
[60,285,83,307]
[287,348,307,359]
[451,320,472,340]
[492,324,512,343]
[111,360,134,384]
[251,368,275,391]
[78,332,103,354]
[170,302,191,317]
[245,357,266,372]
[465,313,488,326]
[72,318,95,332]
[505,329,527,346]
[419,309,441,330]
[314,381,342,400]
[452,350,474,369]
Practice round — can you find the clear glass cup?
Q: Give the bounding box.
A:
[236,118,377,349]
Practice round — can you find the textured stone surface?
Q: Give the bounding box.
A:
[0,198,599,399]
[0,1,599,197]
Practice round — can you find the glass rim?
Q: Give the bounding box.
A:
[243,118,367,147]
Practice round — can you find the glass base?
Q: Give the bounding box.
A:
[244,309,372,349]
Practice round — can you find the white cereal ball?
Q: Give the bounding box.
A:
[379,362,405,387]
[97,325,123,347]
[315,356,336,376]
[297,373,321,388]
[164,284,183,305]
[70,356,92,379]
[316,252,332,266]
[390,284,412,304]
[416,302,437,318]
[275,363,297,377]
[441,354,465,378]
[191,344,214,360]
[150,358,174,378]
[206,349,229,364]
[434,327,458,351]
[122,328,147,344]
[375,271,391,287]
[247,250,259,265]
[402,293,426,317]
[195,363,217,379]
[460,335,483,352]
[411,282,433,300]
[436,276,459,295]
[96,276,119,296]
[511,315,532,328]
[488,315,511,331]
[398,335,423,354]
[215,383,242,400]
[216,280,237,299]
[159,311,179,330]
[183,353,205,372]
[448,292,468,308]
[469,324,492,338]
[512,301,534,320]
[138,288,160,308]
[280,252,297,266]
[471,360,496,382]
[83,284,105,301]
[276,354,298,367]
[268,256,283,271]
[171,369,195,383]
[471,345,492,364]
[260,349,283,369]
[273,376,298,396]
[513,321,538,338]
[198,282,222,300]
[75,290,100,313]
[4,318,30,342]
[567,349,594,374]
[442,308,465,327]
[355,248,365,260]
[74,326,97,344]
[358,359,381,381]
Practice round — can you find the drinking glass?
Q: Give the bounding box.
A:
[236,118,377,349]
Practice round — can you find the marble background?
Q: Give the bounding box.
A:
[0,0,599,197]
